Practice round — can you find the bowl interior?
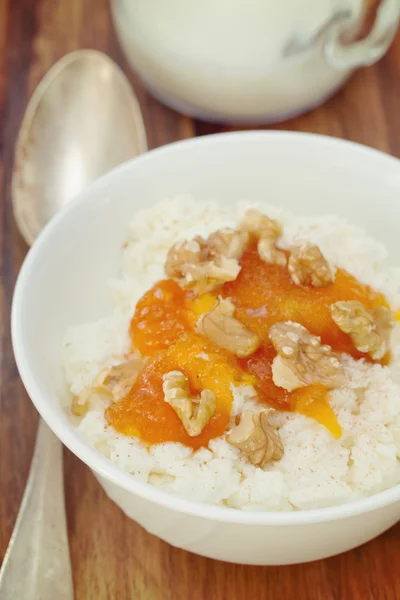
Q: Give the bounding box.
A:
[12,131,400,521]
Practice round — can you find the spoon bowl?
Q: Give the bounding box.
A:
[12,49,147,246]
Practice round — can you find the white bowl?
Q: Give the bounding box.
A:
[12,132,400,565]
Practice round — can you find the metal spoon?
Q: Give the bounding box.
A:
[12,49,147,246]
[0,50,147,599]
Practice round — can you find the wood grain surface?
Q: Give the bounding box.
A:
[1,1,400,599]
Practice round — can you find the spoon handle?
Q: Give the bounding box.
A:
[0,418,74,599]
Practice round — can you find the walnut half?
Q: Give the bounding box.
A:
[227,408,284,467]
[240,209,282,240]
[269,321,345,391]
[331,301,394,360]
[207,228,249,260]
[288,243,333,287]
[165,229,248,295]
[162,370,216,436]
[197,298,261,358]
[240,209,287,266]
[72,357,142,416]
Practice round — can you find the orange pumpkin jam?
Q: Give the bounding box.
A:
[107,244,390,446]
[106,333,252,448]
[242,345,341,438]
[130,279,190,356]
[222,246,388,357]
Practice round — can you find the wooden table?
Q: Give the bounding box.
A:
[1,2,400,598]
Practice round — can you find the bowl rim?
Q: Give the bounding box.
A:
[12,130,400,526]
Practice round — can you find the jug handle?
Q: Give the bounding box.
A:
[324,0,400,69]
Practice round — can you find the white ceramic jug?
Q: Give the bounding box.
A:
[111,0,400,123]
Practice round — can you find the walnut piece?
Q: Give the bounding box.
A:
[162,370,216,436]
[240,209,282,240]
[227,408,284,467]
[105,358,143,399]
[165,238,201,280]
[331,301,394,360]
[257,237,287,267]
[240,209,286,266]
[206,228,249,260]
[288,243,333,287]
[197,298,260,358]
[165,229,247,294]
[269,321,345,391]
[72,358,142,416]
